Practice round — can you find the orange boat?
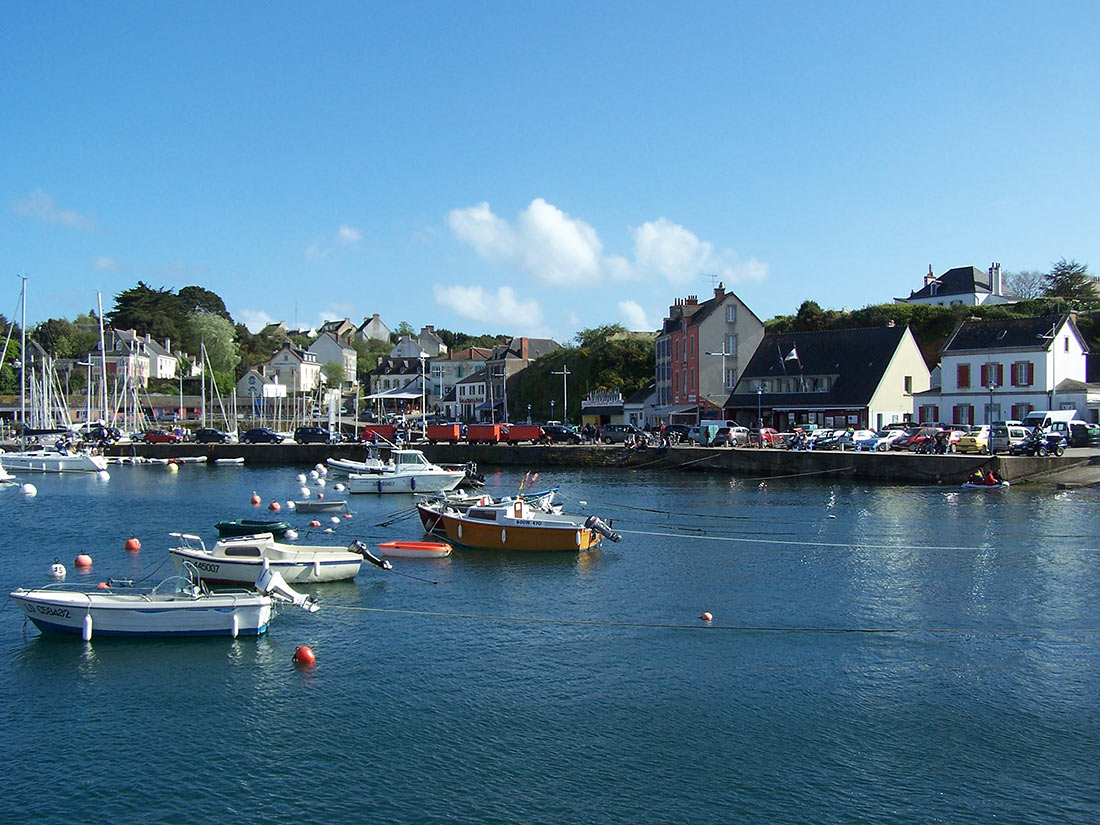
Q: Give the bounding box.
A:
[379,540,453,558]
[416,498,620,552]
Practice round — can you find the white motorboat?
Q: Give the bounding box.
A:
[169,532,389,585]
[9,563,317,640]
[0,459,12,482]
[348,449,466,494]
[0,448,108,474]
[327,448,389,474]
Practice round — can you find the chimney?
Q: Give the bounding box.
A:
[714,281,725,300]
[145,332,151,343]
[520,337,529,360]
[988,262,1003,295]
[164,338,171,353]
[924,265,936,287]
[686,295,698,305]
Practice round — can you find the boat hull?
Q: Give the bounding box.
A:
[215,519,291,538]
[349,472,465,494]
[10,590,272,637]
[1,450,108,474]
[169,547,363,585]
[417,504,601,552]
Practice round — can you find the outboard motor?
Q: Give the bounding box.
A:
[584,515,623,543]
[255,567,320,612]
[351,539,393,570]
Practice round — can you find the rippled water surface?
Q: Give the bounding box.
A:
[1,464,1098,824]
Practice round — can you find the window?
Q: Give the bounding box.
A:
[952,405,974,425]
[725,334,737,356]
[1011,403,1033,421]
[904,375,913,393]
[1011,361,1034,386]
[726,305,737,323]
[979,363,1003,388]
[956,364,970,389]
[1065,337,1069,352]
[919,404,939,422]
[726,367,737,389]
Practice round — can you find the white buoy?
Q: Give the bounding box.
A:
[334,483,345,491]
[324,527,334,533]
[317,478,326,488]
[82,613,93,641]
[330,516,340,524]
[309,470,319,480]
[296,473,307,484]
[285,529,299,540]
[286,501,296,510]
[314,463,325,474]
[50,562,66,579]
[167,463,179,474]
[300,486,310,497]
[21,483,37,497]
[96,470,111,481]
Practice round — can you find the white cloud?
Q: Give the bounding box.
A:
[433,283,543,327]
[617,300,654,331]
[337,225,362,245]
[13,189,95,231]
[305,241,330,262]
[237,308,276,332]
[448,198,602,286]
[93,256,118,271]
[633,217,769,285]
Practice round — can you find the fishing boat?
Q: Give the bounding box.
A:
[348,449,467,494]
[9,563,317,640]
[416,497,621,552]
[379,540,453,558]
[169,532,389,585]
[215,518,292,538]
[292,498,350,513]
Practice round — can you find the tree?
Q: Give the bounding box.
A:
[393,321,415,338]
[184,311,239,375]
[1004,270,1045,300]
[321,360,346,387]
[32,318,98,358]
[107,282,186,341]
[351,337,390,384]
[1043,258,1096,299]
[178,286,232,322]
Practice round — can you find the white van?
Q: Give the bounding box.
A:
[1022,410,1076,436]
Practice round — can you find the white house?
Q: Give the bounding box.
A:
[912,313,1089,425]
[896,263,1017,307]
[357,313,391,343]
[259,342,321,394]
[308,331,357,388]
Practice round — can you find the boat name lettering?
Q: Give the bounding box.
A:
[193,561,221,572]
[33,605,71,618]
[516,519,544,527]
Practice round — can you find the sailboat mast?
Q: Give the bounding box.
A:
[97,292,109,425]
[19,275,27,449]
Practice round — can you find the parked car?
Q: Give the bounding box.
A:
[293,426,333,444]
[78,423,122,444]
[809,429,846,450]
[241,427,283,444]
[600,423,646,444]
[541,423,582,444]
[663,424,692,443]
[1068,421,1100,447]
[955,425,990,454]
[194,427,233,444]
[889,427,925,451]
[833,429,876,450]
[857,428,905,451]
[142,428,182,444]
[749,427,782,447]
[711,425,751,447]
[989,424,1029,454]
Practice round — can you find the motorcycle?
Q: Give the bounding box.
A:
[1009,430,1066,457]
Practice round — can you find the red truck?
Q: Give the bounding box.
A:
[426,423,463,444]
[360,424,397,442]
[466,423,503,444]
[503,424,544,443]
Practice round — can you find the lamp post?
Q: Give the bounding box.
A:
[527,403,531,424]
[419,355,427,439]
[551,365,570,423]
[756,386,763,447]
[550,399,556,422]
[987,381,997,426]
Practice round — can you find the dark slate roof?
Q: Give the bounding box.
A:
[941,314,1087,353]
[624,380,657,405]
[724,326,910,409]
[906,266,991,300]
[369,357,423,376]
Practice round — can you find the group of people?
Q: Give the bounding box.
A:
[968,468,1005,486]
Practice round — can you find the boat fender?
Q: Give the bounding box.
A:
[313,560,321,577]
[378,479,383,493]
[410,477,416,491]
[82,613,93,641]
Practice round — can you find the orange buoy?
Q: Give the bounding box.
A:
[700,612,713,622]
[342,513,352,519]
[308,520,321,527]
[269,500,282,512]
[124,537,141,552]
[75,554,93,568]
[250,493,261,506]
[316,492,324,499]
[293,645,316,665]
[96,581,110,590]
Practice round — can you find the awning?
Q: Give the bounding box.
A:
[475,400,504,412]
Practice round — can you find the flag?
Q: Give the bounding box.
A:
[784,345,799,363]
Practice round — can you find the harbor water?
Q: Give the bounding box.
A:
[1,464,1098,824]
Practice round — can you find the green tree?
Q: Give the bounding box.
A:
[32,318,98,358]
[321,360,346,386]
[393,320,415,338]
[1043,258,1096,299]
[185,311,240,375]
[351,337,390,384]
[107,282,186,341]
[178,285,232,321]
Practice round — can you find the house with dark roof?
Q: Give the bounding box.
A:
[357,313,391,344]
[896,263,1016,307]
[483,337,561,421]
[911,313,1091,425]
[655,283,765,424]
[431,347,491,419]
[724,326,930,431]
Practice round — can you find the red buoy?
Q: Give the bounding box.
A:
[316,492,324,499]
[250,493,261,506]
[268,501,282,512]
[308,520,321,528]
[342,513,352,519]
[75,554,93,568]
[125,537,141,552]
[700,612,713,622]
[293,645,316,665]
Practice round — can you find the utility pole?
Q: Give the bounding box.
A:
[551,364,571,423]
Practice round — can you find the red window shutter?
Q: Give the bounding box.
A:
[1010,362,1018,386]
[979,364,986,387]
[958,364,970,389]
[994,364,1003,387]
[968,405,974,425]
[1026,362,1034,386]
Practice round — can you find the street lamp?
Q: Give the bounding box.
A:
[527,403,531,424]
[550,399,556,421]
[987,381,997,426]
[756,386,763,447]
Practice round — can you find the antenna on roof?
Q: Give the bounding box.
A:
[705,272,718,290]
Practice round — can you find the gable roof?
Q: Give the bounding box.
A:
[941,313,1088,354]
[724,326,911,408]
[906,266,993,300]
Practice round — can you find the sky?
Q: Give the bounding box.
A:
[2,1,1098,342]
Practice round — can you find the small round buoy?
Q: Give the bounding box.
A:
[342,513,352,519]
[97,470,111,481]
[285,529,299,540]
[317,478,326,488]
[21,483,38,497]
[124,537,141,552]
[296,473,307,483]
[827,514,836,519]
[293,645,316,665]
[309,470,319,480]
[250,492,261,506]
[96,581,109,590]
[308,520,321,527]
[323,527,334,533]
[314,463,325,473]
[316,492,324,499]
[333,483,345,492]
[50,562,66,579]
[286,501,296,510]
[269,501,281,512]
[330,516,340,524]
[759,481,767,489]
[167,463,178,474]
[700,612,713,622]
[299,486,310,497]
[75,553,93,569]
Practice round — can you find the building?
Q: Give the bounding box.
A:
[455,369,488,422]
[431,346,491,419]
[416,325,448,357]
[357,313,391,343]
[911,313,1090,425]
[724,325,930,431]
[484,337,561,422]
[896,263,1016,307]
[366,357,427,417]
[318,318,359,340]
[259,341,321,393]
[308,332,357,388]
[390,335,429,359]
[655,283,765,424]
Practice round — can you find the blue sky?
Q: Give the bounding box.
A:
[2,2,1097,342]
